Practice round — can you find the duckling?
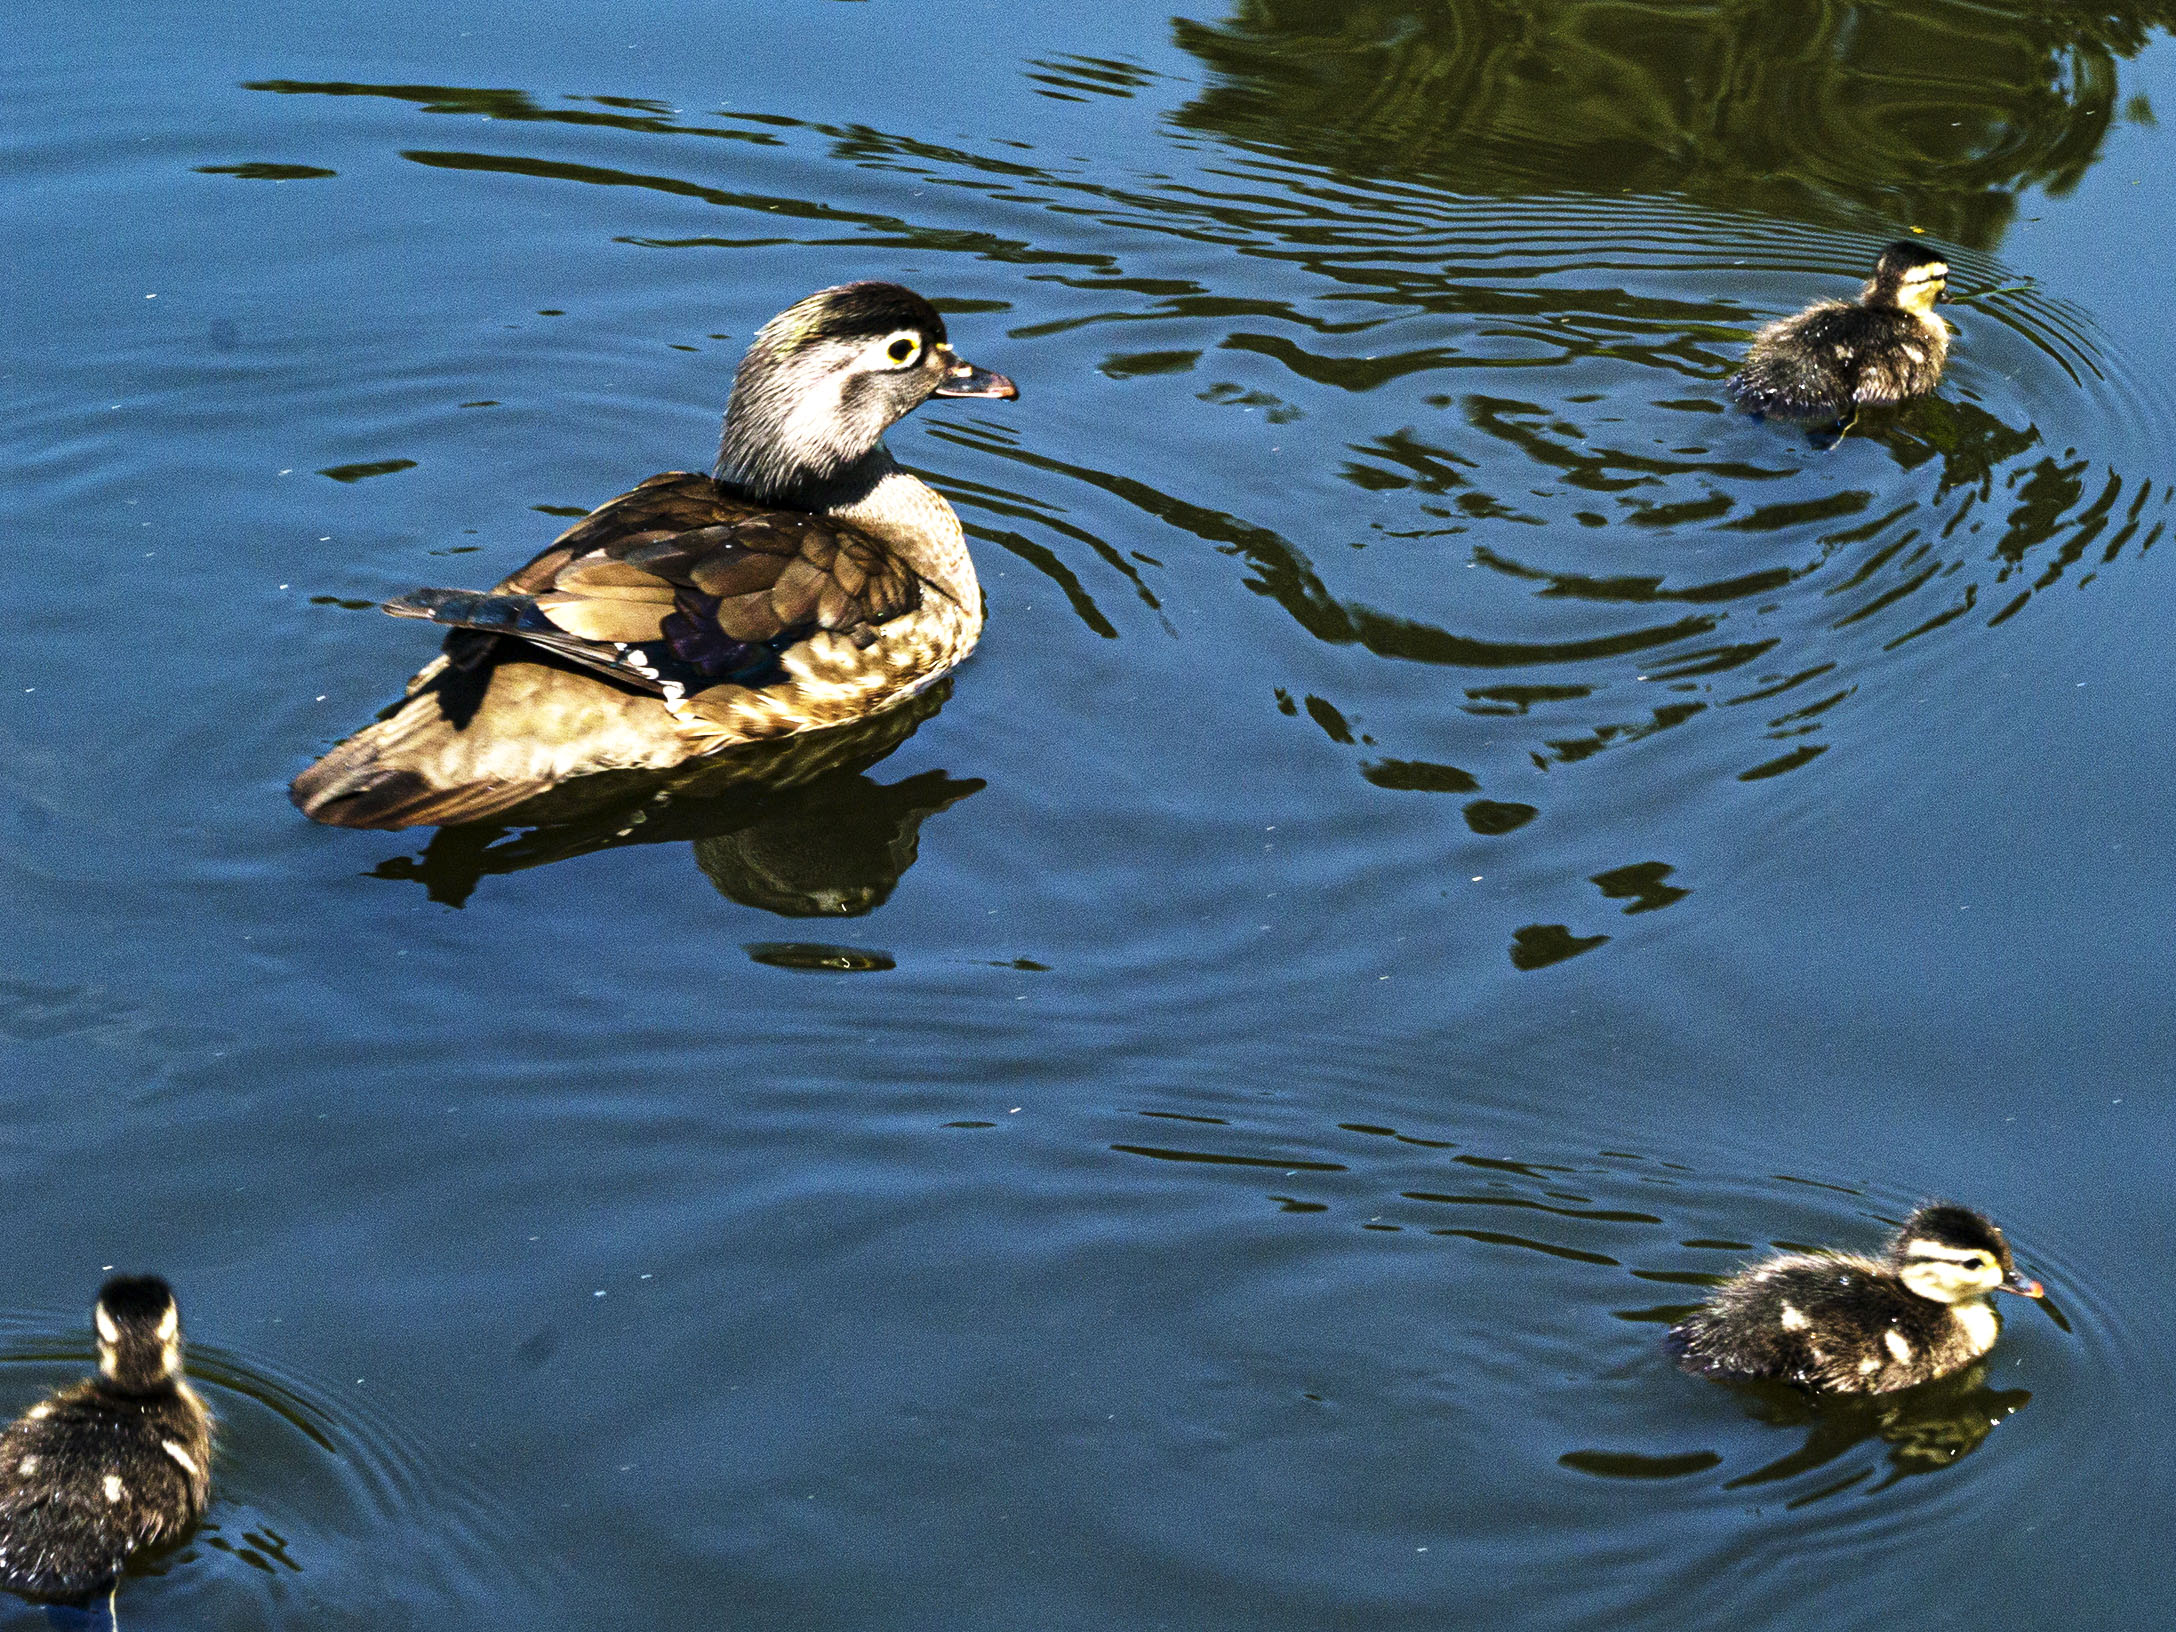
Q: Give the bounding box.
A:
[1730,241,1951,421]
[291,281,1017,830]
[1668,1202,2044,1394]
[0,1278,213,1614]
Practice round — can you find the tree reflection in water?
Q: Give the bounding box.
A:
[1173,0,2174,246]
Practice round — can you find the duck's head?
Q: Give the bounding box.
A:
[93,1274,187,1394]
[717,281,1017,503]
[1888,1203,2043,1304]
[1867,241,1949,316]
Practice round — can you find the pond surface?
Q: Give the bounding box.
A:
[6,1,2175,1627]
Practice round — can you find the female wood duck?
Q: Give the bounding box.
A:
[292,282,1017,830]
[1668,1202,2044,1394]
[0,1277,213,1617]
[1730,241,1951,421]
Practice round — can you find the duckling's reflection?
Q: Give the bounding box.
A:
[1723,1362,2031,1498]
[365,684,983,914]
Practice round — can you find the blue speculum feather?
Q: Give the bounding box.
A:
[662,590,784,680]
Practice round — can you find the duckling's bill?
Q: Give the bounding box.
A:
[2000,1270,2045,1298]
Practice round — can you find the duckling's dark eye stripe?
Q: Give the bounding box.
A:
[1902,1239,1982,1262]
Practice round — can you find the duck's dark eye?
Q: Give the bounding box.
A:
[887,336,918,365]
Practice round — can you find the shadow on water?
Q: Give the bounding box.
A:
[359,681,982,913]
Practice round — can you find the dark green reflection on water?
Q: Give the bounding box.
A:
[1172,0,2175,245]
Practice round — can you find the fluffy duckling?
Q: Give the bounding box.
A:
[1668,1203,2043,1394]
[0,1278,213,1612]
[1730,241,1951,421]
[291,281,1017,830]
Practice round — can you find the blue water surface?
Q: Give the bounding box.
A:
[4,2,2174,1627]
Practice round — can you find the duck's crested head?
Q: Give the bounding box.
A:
[1889,1202,2043,1304]
[717,281,1016,503]
[1867,240,1949,313]
[94,1274,187,1393]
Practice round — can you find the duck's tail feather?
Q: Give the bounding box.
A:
[386,589,672,693]
[386,585,560,634]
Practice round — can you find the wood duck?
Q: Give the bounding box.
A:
[0,1278,213,1616]
[1668,1202,2044,1394]
[1729,241,1951,421]
[291,281,1017,830]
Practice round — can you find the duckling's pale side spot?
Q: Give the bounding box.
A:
[291,282,1017,831]
[1667,1201,2044,1394]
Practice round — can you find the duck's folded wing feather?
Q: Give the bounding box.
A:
[388,473,922,691]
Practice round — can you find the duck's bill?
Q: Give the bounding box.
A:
[932,353,1019,400]
[1999,1271,2045,1298]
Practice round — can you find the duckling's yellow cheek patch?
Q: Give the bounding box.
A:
[1883,1329,1913,1363]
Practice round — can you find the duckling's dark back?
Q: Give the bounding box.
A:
[1669,1253,1993,1394]
[0,1277,212,1605]
[1730,303,1945,419]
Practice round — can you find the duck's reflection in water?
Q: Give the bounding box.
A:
[365,683,983,914]
[1723,1362,2032,1499]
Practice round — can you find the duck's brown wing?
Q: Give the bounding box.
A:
[403,472,922,692]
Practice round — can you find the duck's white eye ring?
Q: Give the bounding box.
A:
[885,334,920,366]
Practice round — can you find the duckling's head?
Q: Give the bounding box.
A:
[1866,241,1949,317]
[717,281,1017,504]
[93,1275,187,1395]
[1888,1203,2043,1304]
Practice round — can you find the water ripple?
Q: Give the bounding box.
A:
[0,1312,547,1624]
